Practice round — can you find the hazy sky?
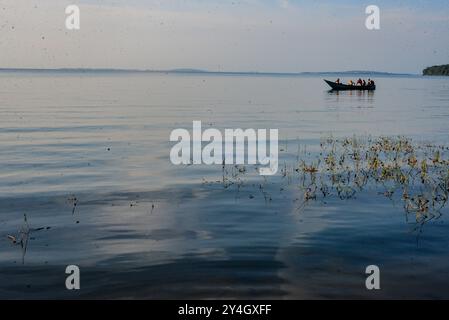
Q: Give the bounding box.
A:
[1,0,449,73]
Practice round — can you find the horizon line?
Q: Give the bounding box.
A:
[0,67,419,76]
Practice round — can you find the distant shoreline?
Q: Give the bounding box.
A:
[0,67,418,77]
[423,64,449,76]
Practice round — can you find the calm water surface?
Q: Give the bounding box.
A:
[0,72,448,298]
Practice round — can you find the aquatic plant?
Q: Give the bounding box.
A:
[6,214,51,264]
[210,135,448,232]
[297,136,449,229]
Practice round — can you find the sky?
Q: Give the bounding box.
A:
[0,0,449,73]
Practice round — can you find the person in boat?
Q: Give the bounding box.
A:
[357,78,363,86]
[335,78,340,84]
[362,79,366,86]
[348,80,354,86]
[370,79,375,86]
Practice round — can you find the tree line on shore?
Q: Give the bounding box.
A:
[423,64,449,76]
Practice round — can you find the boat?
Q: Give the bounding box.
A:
[324,79,376,91]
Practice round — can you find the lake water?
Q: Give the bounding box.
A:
[0,72,448,299]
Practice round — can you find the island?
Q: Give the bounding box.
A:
[423,64,449,76]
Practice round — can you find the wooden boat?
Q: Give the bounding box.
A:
[324,79,376,91]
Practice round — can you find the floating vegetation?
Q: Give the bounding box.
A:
[297,136,449,230]
[6,214,50,264]
[204,135,449,233]
[67,195,78,215]
[6,214,30,264]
